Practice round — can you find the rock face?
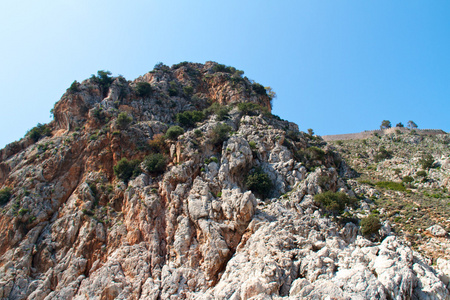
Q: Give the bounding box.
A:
[0,62,449,299]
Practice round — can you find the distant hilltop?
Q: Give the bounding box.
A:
[322,127,447,142]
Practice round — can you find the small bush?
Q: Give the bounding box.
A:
[176,110,205,128]
[419,154,434,169]
[168,81,179,96]
[416,170,427,177]
[245,167,273,199]
[402,176,414,185]
[116,112,132,129]
[360,215,382,235]
[183,86,194,97]
[249,141,257,150]
[148,133,166,153]
[237,102,269,116]
[165,126,184,140]
[210,123,232,146]
[252,83,267,96]
[375,181,406,191]
[113,158,141,183]
[27,123,52,142]
[314,191,356,215]
[194,129,202,137]
[144,153,167,174]
[68,80,80,93]
[0,187,12,205]
[91,70,113,97]
[203,103,229,120]
[374,146,392,162]
[135,82,153,97]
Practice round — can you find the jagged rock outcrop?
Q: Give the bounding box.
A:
[0,62,448,299]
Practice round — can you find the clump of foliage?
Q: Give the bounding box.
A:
[314,191,356,215]
[237,102,269,116]
[135,82,153,97]
[380,120,392,129]
[148,133,166,153]
[168,81,179,96]
[152,62,170,73]
[360,215,382,235]
[0,187,12,205]
[419,153,434,169]
[92,107,106,123]
[295,146,326,170]
[416,170,427,177]
[176,110,205,128]
[144,153,167,174]
[212,64,243,76]
[210,123,232,146]
[375,181,406,191]
[252,83,267,96]
[183,86,194,97]
[91,70,114,97]
[204,156,219,165]
[374,146,392,162]
[113,158,141,183]
[116,112,132,129]
[165,126,184,140]
[204,102,230,121]
[402,176,414,185]
[67,80,80,93]
[27,123,52,142]
[245,167,273,199]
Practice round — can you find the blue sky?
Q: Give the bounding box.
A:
[1,1,449,148]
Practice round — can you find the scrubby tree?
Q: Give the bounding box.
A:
[419,153,434,169]
[360,215,381,235]
[144,153,167,174]
[245,167,273,199]
[314,191,356,215]
[396,122,404,128]
[210,123,232,146]
[135,82,153,97]
[380,120,391,129]
[116,112,132,129]
[407,120,418,129]
[307,128,314,136]
[0,187,12,205]
[113,158,141,183]
[165,126,184,140]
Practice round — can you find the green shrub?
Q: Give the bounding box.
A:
[116,112,132,129]
[416,170,427,177]
[68,80,80,93]
[113,158,141,183]
[360,215,382,235]
[144,153,167,174]
[237,102,269,116]
[165,126,184,140]
[135,82,153,97]
[194,129,202,137]
[314,191,356,215]
[245,167,273,199]
[176,110,205,127]
[210,123,232,146]
[203,103,229,120]
[183,86,194,97]
[27,123,52,142]
[212,63,243,75]
[375,181,406,191]
[402,176,414,185]
[252,83,266,95]
[168,81,178,96]
[0,187,12,205]
[419,154,434,169]
[91,70,113,97]
[374,146,392,162]
[249,141,257,150]
[205,156,219,164]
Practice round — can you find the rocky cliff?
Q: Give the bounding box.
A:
[0,62,449,299]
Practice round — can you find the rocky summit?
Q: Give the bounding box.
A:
[0,62,449,299]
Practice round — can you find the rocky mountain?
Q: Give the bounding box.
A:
[0,62,449,299]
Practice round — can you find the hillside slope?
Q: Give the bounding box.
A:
[0,62,449,299]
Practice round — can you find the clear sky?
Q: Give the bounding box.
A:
[1,1,449,149]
